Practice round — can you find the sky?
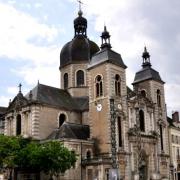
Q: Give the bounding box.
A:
[0,0,180,116]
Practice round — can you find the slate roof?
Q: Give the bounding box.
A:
[0,107,7,119]
[47,122,90,140]
[127,86,136,98]
[26,83,88,112]
[0,107,7,114]
[88,48,127,69]
[167,116,174,127]
[60,35,99,68]
[132,66,164,85]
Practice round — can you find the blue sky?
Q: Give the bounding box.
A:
[0,0,180,117]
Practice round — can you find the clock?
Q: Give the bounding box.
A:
[96,104,102,112]
[118,103,122,110]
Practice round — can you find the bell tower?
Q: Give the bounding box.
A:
[87,26,128,156]
[132,47,169,177]
[59,7,99,97]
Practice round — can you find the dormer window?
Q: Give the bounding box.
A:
[95,75,103,97]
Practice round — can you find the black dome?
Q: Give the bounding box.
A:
[60,35,100,68]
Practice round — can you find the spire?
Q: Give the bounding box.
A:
[18,83,22,93]
[100,26,112,49]
[77,0,83,14]
[17,83,23,98]
[142,46,151,68]
[74,0,87,37]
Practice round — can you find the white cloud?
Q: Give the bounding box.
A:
[15,65,60,88]
[0,96,10,107]
[34,3,42,8]
[165,84,180,116]
[0,2,63,91]
[0,2,60,64]
[7,86,18,95]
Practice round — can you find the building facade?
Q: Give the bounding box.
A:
[2,7,171,180]
[168,112,180,180]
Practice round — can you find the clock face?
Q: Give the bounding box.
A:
[118,103,122,110]
[96,104,102,112]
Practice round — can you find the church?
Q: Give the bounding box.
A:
[2,6,170,180]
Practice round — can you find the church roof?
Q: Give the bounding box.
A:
[46,122,90,140]
[132,66,164,85]
[133,47,164,85]
[60,35,99,68]
[26,83,88,112]
[88,48,127,69]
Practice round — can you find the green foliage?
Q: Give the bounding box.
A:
[0,135,20,170]
[39,141,77,176]
[0,135,77,177]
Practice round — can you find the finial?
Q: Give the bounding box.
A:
[100,26,111,49]
[18,83,22,93]
[104,25,107,32]
[77,0,83,11]
[9,99,11,105]
[77,0,83,16]
[38,80,39,85]
[142,46,151,67]
[144,46,147,52]
[29,90,33,100]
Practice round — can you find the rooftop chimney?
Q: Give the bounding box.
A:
[172,111,179,122]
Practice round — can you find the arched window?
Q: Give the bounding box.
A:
[86,150,91,160]
[59,114,66,128]
[141,90,146,97]
[16,114,21,135]
[157,89,161,107]
[95,75,103,97]
[76,70,84,86]
[115,74,121,96]
[64,73,68,89]
[139,110,145,132]
[118,117,122,147]
[160,124,164,151]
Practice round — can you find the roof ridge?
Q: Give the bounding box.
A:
[65,122,89,127]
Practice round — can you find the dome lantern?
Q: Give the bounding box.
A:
[142,46,151,68]
[100,26,112,49]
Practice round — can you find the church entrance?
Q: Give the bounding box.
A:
[138,151,148,180]
[139,160,147,180]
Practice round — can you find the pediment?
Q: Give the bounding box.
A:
[7,93,29,112]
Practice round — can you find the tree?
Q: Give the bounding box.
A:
[0,135,23,179]
[39,141,77,178]
[0,135,77,179]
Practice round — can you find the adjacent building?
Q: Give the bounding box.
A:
[168,112,180,180]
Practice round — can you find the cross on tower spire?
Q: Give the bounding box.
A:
[18,83,22,93]
[77,0,83,11]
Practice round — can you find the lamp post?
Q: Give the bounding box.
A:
[109,99,120,180]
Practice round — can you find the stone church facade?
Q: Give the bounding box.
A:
[3,8,170,180]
